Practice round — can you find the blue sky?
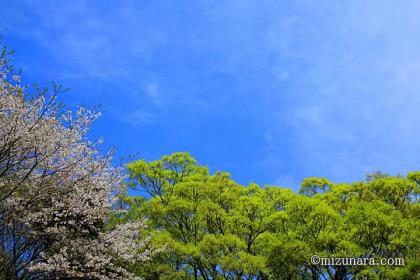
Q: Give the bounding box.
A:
[1,0,420,190]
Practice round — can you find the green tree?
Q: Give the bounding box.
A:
[123,152,419,280]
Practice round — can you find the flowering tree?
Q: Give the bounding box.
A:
[0,47,153,279]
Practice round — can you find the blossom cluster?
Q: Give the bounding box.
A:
[0,54,153,279]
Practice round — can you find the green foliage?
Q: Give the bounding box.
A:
[121,152,420,279]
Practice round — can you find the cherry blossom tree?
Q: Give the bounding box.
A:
[0,47,153,279]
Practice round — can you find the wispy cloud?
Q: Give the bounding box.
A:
[121,109,155,127]
[260,1,420,183]
[144,81,163,106]
[2,0,420,188]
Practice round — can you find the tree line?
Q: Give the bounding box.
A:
[1,47,419,279]
[120,153,419,279]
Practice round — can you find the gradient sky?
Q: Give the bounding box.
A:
[1,0,420,190]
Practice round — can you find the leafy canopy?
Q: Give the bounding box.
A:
[122,152,419,280]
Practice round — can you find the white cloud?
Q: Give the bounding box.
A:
[122,109,155,127]
[3,0,420,186]
[144,81,162,105]
[229,0,420,183]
